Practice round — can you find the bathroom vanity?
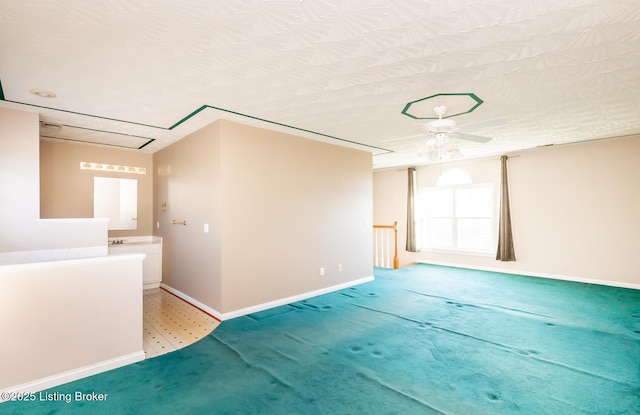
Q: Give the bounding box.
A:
[108,236,162,289]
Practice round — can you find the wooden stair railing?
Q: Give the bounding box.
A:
[373,221,399,269]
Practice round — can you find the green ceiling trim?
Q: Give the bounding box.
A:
[46,123,156,150]
[138,139,155,149]
[401,93,483,120]
[182,105,392,153]
[40,135,152,150]
[0,79,392,155]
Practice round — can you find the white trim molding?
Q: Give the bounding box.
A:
[159,284,223,320]
[0,351,145,401]
[161,275,375,321]
[416,260,640,290]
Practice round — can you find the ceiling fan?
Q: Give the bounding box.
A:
[416,105,493,160]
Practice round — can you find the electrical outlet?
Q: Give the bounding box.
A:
[320,267,325,276]
[338,264,342,272]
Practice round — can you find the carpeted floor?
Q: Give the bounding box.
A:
[2,264,639,414]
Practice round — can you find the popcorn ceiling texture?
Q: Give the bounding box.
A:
[0,0,639,168]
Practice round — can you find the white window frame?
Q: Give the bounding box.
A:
[417,182,495,255]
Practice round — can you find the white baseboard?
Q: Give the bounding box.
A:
[143,281,161,290]
[220,276,375,320]
[1,351,145,401]
[161,275,375,321]
[160,284,223,320]
[416,260,640,290]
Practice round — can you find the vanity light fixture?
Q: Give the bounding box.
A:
[80,162,147,175]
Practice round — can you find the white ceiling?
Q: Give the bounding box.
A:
[1,0,639,169]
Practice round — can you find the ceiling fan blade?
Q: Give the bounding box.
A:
[459,118,505,131]
[452,132,493,143]
[417,142,429,156]
[379,133,425,143]
[414,123,437,134]
[448,147,463,158]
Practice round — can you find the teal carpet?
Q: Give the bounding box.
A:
[2,264,639,414]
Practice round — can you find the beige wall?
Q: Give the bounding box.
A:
[154,119,373,315]
[40,139,154,237]
[153,122,222,311]
[373,135,640,287]
[0,255,144,391]
[218,121,373,313]
[1,107,144,392]
[0,108,41,251]
[0,107,108,252]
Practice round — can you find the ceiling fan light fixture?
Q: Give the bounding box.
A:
[414,104,494,158]
[434,132,448,143]
[429,119,457,129]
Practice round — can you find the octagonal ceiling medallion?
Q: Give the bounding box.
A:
[402,93,483,120]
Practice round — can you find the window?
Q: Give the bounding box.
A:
[418,171,494,254]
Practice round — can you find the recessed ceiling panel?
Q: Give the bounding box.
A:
[39,123,154,150]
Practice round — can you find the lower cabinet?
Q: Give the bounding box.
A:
[108,238,162,289]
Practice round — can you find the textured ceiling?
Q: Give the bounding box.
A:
[1,0,639,169]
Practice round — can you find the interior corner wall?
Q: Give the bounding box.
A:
[154,119,373,316]
[39,139,154,237]
[153,122,223,312]
[217,121,373,314]
[0,107,108,252]
[373,135,640,287]
[0,107,41,251]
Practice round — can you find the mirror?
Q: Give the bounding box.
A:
[94,177,138,230]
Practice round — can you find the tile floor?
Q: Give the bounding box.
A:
[143,288,220,359]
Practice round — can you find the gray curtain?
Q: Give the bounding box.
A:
[496,155,516,261]
[406,167,418,252]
